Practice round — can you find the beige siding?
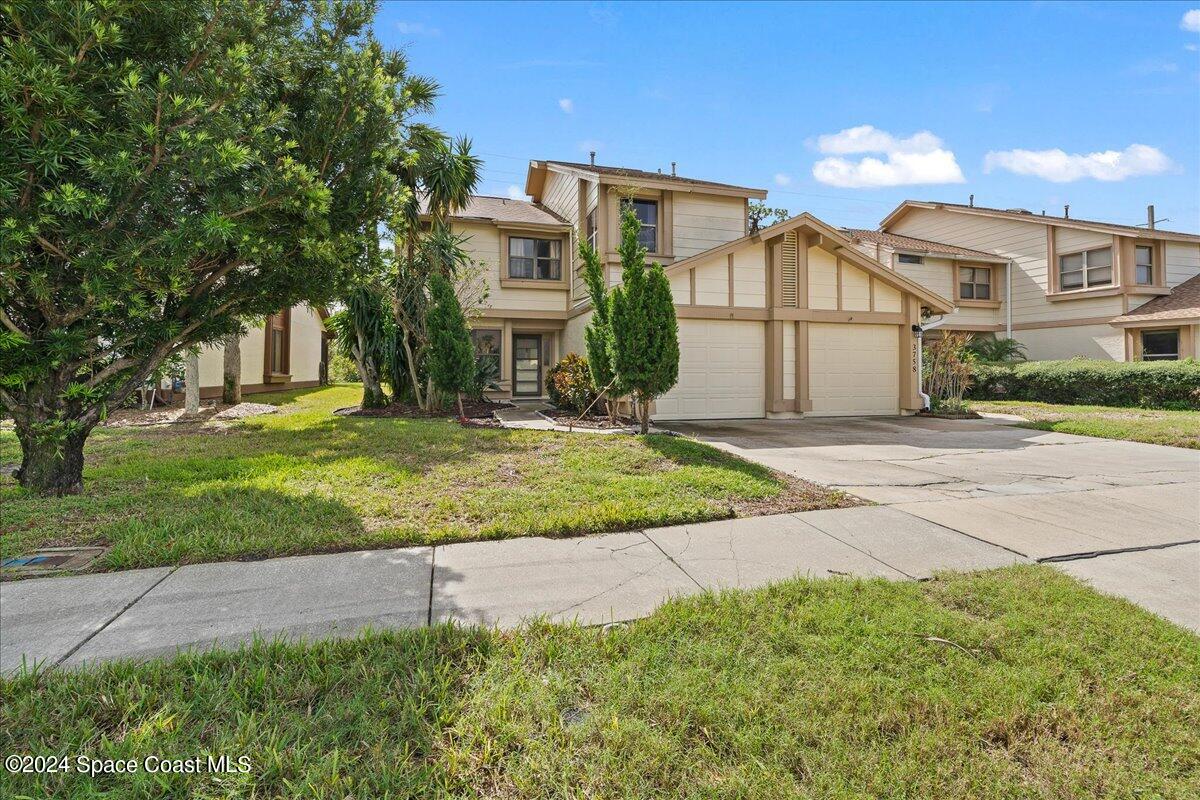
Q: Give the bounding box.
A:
[1165,243,1200,288]
[669,272,690,304]
[733,247,766,308]
[889,208,1120,329]
[693,255,729,305]
[841,263,871,311]
[895,255,953,298]
[540,171,580,228]
[196,304,323,390]
[808,246,838,310]
[458,222,568,313]
[1055,227,1111,255]
[874,282,902,313]
[198,345,223,388]
[672,193,746,258]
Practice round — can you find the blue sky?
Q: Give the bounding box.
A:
[376,2,1200,232]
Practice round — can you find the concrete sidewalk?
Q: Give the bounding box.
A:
[1,505,1027,673]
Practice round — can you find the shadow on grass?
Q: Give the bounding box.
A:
[643,433,780,482]
[1,623,494,798]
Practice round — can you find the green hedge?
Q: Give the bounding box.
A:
[967,359,1200,409]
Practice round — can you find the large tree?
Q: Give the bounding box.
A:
[609,206,680,434]
[1,0,416,494]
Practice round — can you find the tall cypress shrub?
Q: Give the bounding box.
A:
[609,206,680,433]
[425,272,475,417]
[578,236,618,418]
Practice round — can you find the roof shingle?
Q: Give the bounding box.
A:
[1112,274,1200,323]
[432,195,571,227]
[841,228,1003,260]
[544,160,766,195]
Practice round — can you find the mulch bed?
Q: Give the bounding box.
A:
[733,472,865,517]
[542,409,636,429]
[337,398,514,426]
[918,410,982,420]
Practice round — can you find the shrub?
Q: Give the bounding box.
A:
[968,358,1200,409]
[923,332,975,412]
[547,353,598,413]
[327,350,361,383]
[966,335,1027,362]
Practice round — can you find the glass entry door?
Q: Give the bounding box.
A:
[513,334,542,397]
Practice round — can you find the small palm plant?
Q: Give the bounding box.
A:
[924,332,977,413]
[966,335,1027,363]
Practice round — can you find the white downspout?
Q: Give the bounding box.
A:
[1005,260,1013,339]
[915,314,948,411]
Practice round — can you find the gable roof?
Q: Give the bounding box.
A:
[528,160,768,199]
[425,195,571,229]
[841,228,1004,262]
[1111,274,1200,325]
[664,213,954,314]
[881,201,1200,244]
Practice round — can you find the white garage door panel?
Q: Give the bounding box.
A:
[654,320,764,420]
[808,323,898,416]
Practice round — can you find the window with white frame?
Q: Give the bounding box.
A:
[585,208,598,250]
[959,266,992,300]
[1058,246,1112,290]
[1141,329,1179,361]
[1135,245,1154,285]
[508,236,562,280]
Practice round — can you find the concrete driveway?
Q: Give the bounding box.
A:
[666,416,1200,629]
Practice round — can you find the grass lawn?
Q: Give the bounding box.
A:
[969,400,1200,449]
[0,385,851,573]
[3,566,1197,798]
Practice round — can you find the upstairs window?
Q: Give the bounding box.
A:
[1058,246,1111,290]
[508,236,561,280]
[1135,245,1154,285]
[897,253,924,264]
[959,266,992,300]
[620,198,659,251]
[1141,329,1179,361]
[585,208,598,250]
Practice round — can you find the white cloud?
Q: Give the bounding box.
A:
[395,21,440,36]
[1181,9,1200,32]
[810,125,965,188]
[507,184,527,201]
[558,98,574,114]
[1186,43,1199,51]
[983,144,1172,182]
[773,173,792,186]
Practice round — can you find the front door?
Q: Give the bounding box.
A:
[513,334,542,397]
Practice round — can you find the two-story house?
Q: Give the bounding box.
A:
[847,202,1200,362]
[443,157,952,419]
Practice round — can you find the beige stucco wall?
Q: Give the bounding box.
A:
[562,310,590,357]
[195,303,323,390]
[1018,323,1125,361]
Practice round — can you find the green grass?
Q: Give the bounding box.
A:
[0,386,848,572]
[969,400,1200,449]
[3,566,1197,799]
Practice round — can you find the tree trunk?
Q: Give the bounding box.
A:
[13,420,91,496]
[353,332,388,409]
[184,351,200,414]
[456,392,465,419]
[222,333,241,404]
[639,396,650,435]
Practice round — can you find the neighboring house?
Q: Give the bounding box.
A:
[196,304,329,399]
[847,201,1200,361]
[442,157,952,419]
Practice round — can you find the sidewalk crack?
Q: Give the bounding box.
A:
[54,566,179,669]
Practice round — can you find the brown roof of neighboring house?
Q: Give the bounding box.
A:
[428,195,571,227]
[1111,274,1200,323]
[841,228,1003,261]
[544,160,767,196]
[882,201,1200,243]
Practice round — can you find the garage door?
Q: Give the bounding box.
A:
[653,320,764,420]
[808,323,898,416]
